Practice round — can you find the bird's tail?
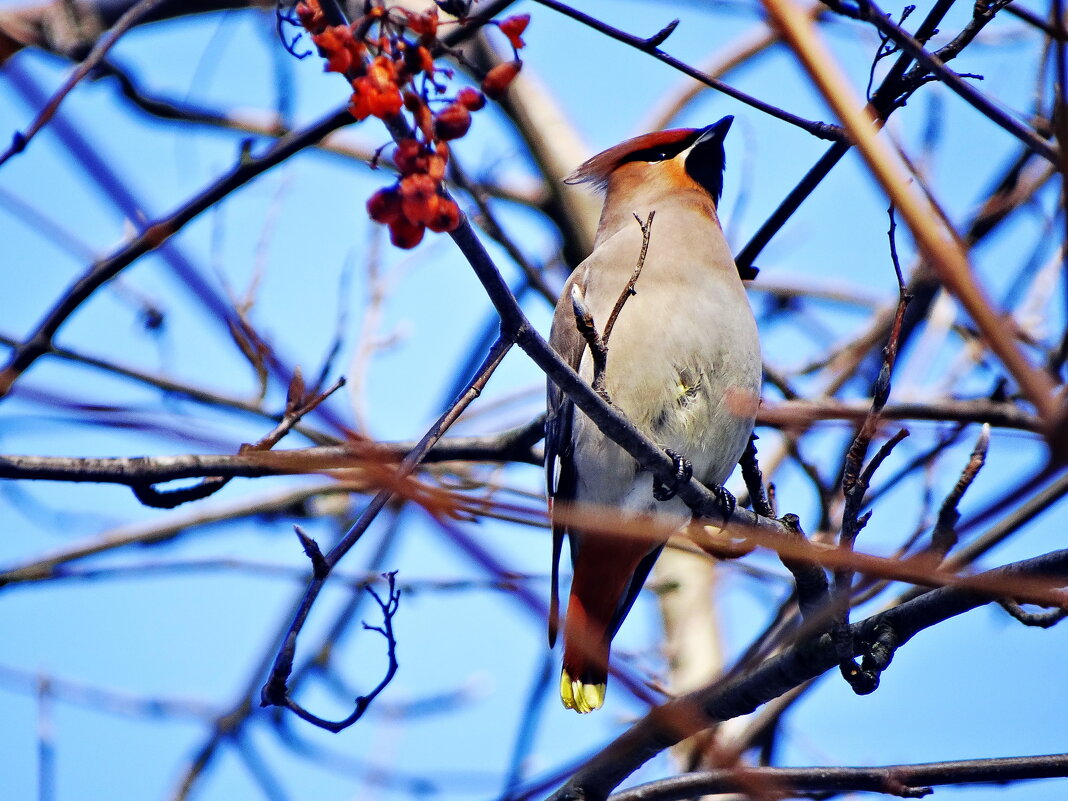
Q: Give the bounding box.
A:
[560,590,611,713]
[560,531,662,713]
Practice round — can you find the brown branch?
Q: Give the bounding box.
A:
[926,423,991,563]
[736,0,1039,275]
[603,212,655,343]
[0,481,350,586]
[762,0,1061,428]
[4,413,550,485]
[569,285,610,401]
[570,212,655,399]
[820,0,1057,164]
[775,513,831,623]
[0,0,270,62]
[546,550,1068,801]
[0,331,339,445]
[0,106,354,399]
[128,375,344,509]
[0,0,168,166]
[756,397,1043,433]
[609,753,1068,801]
[831,243,911,691]
[530,0,847,143]
[447,157,557,303]
[259,335,514,730]
[999,600,1068,628]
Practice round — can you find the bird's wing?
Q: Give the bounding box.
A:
[545,276,588,648]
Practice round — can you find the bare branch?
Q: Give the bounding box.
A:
[0,107,354,398]
[531,0,847,143]
[547,550,1068,801]
[610,753,1068,801]
[259,336,513,729]
[0,0,168,166]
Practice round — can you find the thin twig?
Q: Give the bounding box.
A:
[736,0,1024,274]
[569,285,610,400]
[927,423,991,563]
[999,600,1068,628]
[0,107,354,398]
[763,0,1060,424]
[531,0,847,143]
[0,0,168,167]
[603,212,655,343]
[571,212,655,398]
[259,336,513,730]
[130,375,346,509]
[821,0,1057,164]
[610,753,1068,801]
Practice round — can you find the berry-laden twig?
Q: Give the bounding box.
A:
[289,0,528,248]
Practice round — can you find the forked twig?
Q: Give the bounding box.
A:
[570,212,655,399]
[131,374,346,509]
[0,0,167,167]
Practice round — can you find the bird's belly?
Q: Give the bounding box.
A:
[573,284,761,502]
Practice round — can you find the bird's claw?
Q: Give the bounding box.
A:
[653,449,692,501]
[713,485,736,523]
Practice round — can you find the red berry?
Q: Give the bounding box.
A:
[434,103,471,141]
[426,197,461,233]
[457,87,486,111]
[389,217,425,249]
[498,14,530,49]
[367,187,402,224]
[481,61,521,100]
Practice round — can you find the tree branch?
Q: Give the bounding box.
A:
[610,752,1068,801]
[547,550,1068,801]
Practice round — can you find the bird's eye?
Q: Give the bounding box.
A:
[622,145,679,167]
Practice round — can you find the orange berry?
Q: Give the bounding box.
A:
[426,197,461,233]
[349,64,404,121]
[367,55,396,87]
[367,187,403,224]
[414,102,434,140]
[405,8,439,39]
[400,173,441,225]
[312,25,355,73]
[426,152,447,182]
[393,139,428,175]
[417,46,436,75]
[370,87,403,118]
[296,1,326,34]
[457,87,485,111]
[498,14,530,49]
[434,103,471,141]
[481,60,521,99]
[389,217,425,249]
[349,78,374,120]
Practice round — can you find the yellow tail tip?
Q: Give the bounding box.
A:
[560,670,606,714]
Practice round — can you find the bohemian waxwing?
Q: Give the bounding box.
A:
[546,116,762,713]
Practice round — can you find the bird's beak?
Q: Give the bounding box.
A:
[692,115,734,152]
[684,115,733,203]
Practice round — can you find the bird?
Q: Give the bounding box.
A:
[545,116,762,713]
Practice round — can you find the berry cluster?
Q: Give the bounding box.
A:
[294,1,529,248]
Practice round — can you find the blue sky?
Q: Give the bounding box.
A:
[1,0,1066,799]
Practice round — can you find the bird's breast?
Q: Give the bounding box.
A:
[572,215,761,488]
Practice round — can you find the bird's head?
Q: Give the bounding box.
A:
[564,116,733,206]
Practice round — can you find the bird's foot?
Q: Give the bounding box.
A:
[653,449,692,501]
[712,484,736,523]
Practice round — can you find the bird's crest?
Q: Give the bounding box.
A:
[564,128,701,191]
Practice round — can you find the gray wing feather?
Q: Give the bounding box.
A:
[545,287,587,648]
